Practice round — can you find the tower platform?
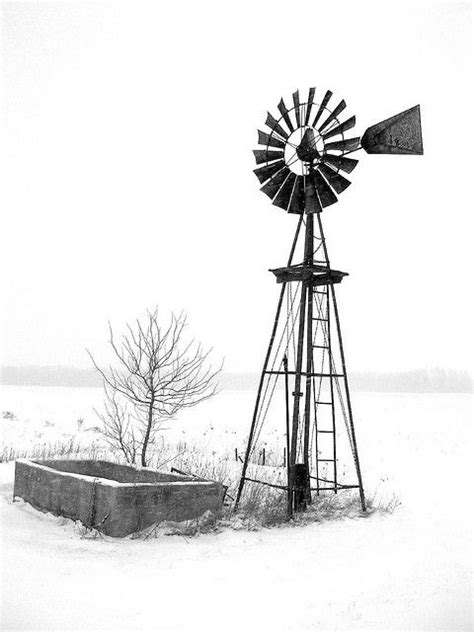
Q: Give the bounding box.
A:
[270,263,348,286]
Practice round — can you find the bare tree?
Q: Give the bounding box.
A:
[88,308,221,467]
[93,387,139,464]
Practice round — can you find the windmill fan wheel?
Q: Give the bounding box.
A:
[253,88,360,214]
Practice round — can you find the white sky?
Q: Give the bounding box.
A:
[0,0,472,373]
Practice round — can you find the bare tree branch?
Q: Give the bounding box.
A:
[89,307,222,466]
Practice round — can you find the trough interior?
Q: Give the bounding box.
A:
[35,460,197,484]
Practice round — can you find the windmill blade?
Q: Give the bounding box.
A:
[260,167,291,199]
[318,163,352,194]
[254,159,286,184]
[361,105,423,154]
[288,175,305,214]
[313,170,338,207]
[292,90,301,127]
[312,90,332,128]
[273,172,297,211]
[265,112,289,140]
[321,153,358,174]
[304,87,316,126]
[277,98,294,134]
[253,149,285,165]
[258,130,286,150]
[304,173,323,213]
[324,137,360,153]
[318,100,346,133]
[322,115,356,141]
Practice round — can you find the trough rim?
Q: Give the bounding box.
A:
[15,458,219,489]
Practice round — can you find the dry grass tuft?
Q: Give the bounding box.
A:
[0,439,109,463]
[2,425,400,535]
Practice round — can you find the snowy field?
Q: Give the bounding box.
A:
[0,386,472,631]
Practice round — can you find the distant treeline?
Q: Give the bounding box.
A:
[349,368,473,393]
[222,368,473,393]
[1,365,102,388]
[0,365,472,393]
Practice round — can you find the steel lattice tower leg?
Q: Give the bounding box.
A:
[234,210,366,516]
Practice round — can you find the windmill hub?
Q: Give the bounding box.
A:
[285,127,325,175]
[296,128,321,165]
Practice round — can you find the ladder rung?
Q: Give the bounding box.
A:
[316,402,332,405]
[319,459,335,462]
[313,290,328,295]
[313,317,328,322]
[313,344,328,349]
[317,429,334,434]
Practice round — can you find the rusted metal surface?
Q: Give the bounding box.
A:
[292,89,301,127]
[304,174,323,213]
[295,128,320,162]
[322,115,356,140]
[318,99,346,133]
[270,265,347,285]
[304,87,316,125]
[312,89,332,127]
[293,463,309,511]
[361,104,423,154]
[253,159,286,184]
[313,171,338,207]
[252,149,284,165]
[283,355,292,516]
[260,167,291,199]
[321,153,358,174]
[273,172,297,210]
[265,111,289,140]
[318,163,352,194]
[303,213,314,503]
[288,175,305,214]
[277,98,294,133]
[324,136,360,153]
[257,129,285,149]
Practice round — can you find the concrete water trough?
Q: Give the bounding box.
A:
[13,458,223,537]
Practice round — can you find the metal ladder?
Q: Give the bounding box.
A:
[312,284,337,494]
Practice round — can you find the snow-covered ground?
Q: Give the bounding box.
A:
[0,387,472,631]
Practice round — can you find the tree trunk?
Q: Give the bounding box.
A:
[141,398,154,467]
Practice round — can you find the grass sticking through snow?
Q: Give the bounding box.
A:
[1,425,400,534]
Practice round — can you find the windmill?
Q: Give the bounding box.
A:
[235,88,423,517]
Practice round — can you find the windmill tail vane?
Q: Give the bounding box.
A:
[235,88,423,517]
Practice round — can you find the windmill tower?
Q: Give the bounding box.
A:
[235,88,423,517]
